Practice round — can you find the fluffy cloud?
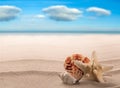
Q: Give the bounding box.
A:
[42,5,82,21]
[35,14,45,19]
[86,7,111,16]
[0,5,21,21]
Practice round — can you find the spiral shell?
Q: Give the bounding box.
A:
[59,72,78,84]
[64,54,90,81]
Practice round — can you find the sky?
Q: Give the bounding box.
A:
[0,0,120,32]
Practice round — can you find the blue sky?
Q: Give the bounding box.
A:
[0,0,120,32]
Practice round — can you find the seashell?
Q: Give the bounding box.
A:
[64,54,90,81]
[59,51,113,83]
[58,72,78,84]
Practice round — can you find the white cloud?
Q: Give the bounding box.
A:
[42,5,82,21]
[0,5,21,21]
[34,14,45,19]
[86,7,111,16]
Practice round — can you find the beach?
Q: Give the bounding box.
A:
[0,34,120,88]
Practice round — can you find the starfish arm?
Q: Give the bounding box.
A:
[85,73,90,77]
[102,66,113,72]
[91,51,99,65]
[74,60,87,72]
[93,69,105,83]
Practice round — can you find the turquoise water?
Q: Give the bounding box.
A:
[0,31,120,34]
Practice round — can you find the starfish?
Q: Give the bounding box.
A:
[74,51,113,83]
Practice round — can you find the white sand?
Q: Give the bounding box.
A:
[0,59,120,88]
[0,34,120,61]
[0,34,120,88]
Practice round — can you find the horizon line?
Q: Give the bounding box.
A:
[0,30,120,34]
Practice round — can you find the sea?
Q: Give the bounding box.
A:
[0,31,120,35]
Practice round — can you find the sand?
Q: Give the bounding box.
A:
[0,59,120,88]
[0,34,120,88]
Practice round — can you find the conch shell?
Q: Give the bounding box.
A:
[59,51,113,84]
[58,72,78,85]
[59,53,90,84]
